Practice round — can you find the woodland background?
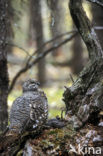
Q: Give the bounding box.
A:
[0,0,103,155]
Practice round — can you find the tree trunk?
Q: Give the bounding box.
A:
[63,0,103,129]
[0,0,9,133]
[92,3,103,50]
[49,0,65,56]
[7,0,13,54]
[30,0,46,86]
[70,32,84,75]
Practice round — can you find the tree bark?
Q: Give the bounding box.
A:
[0,0,9,133]
[70,32,84,75]
[0,130,39,156]
[63,0,103,129]
[49,0,65,56]
[92,3,103,50]
[30,0,46,86]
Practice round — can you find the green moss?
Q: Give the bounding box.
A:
[39,125,76,153]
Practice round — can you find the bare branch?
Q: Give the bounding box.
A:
[6,43,31,56]
[7,30,77,63]
[27,30,77,63]
[86,0,103,7]
[69,0,103,60]
[9,32,77,94]
[69,73,74,83]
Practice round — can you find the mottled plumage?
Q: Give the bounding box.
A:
[9,79,48,133]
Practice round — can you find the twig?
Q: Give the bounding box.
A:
[7,31,77,63]
[27,30,77,63]
[9,32,77,94]
[6,43,31,57]
[69,74,74,83]
[94,26,103,30]
[86,0,103,7]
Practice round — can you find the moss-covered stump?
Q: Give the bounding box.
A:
[63,59,103,129]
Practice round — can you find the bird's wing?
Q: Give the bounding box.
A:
[30,97,45,121]
[9,96,30,128]
[29,97,48,130]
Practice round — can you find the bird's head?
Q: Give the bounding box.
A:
[22,79,40,92]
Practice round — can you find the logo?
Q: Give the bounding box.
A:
[69,144,101,155]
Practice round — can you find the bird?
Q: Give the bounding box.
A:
[9,79,48,133]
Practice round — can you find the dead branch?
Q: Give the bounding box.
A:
[6,43,31,56]
[27,30,77,63]
[69,0,103,60]
[7,30,77,63]
[51,60,71,67]
[9,32,77,94]
[86,0,103,7]
[63,0,103,129]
